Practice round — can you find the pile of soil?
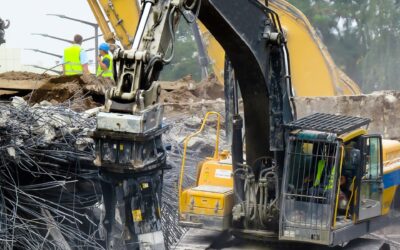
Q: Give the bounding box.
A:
[0,71,51,81]
[0,71,225,112]
[160,74,224,104]
[26,80,82,104]
[24,74,113,109]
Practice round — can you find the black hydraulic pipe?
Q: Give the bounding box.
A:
[232,114,244,203]
[224,57,234,144]
[231,68,244,203]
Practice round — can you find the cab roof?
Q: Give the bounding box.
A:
[285,113,370,135]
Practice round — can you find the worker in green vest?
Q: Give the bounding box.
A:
[63,34,90,75]
[96,43,113,79]
[314,159,336,192]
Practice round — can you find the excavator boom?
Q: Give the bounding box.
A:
[90,0,292,248]
[88,0,361,96]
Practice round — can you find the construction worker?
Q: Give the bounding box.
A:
[314,159,336,190]
[96,43,113,79]
[310,158,337,200]
[63,34,90,75]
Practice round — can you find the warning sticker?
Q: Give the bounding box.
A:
[215,169,232,179]
[132,209,143,222]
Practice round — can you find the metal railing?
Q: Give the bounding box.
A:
[178,111,221,215]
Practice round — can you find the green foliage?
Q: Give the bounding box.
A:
[159,21,202,82]
[287,0,400,92]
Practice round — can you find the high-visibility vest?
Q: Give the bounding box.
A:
[64,45,83,75]
[314,159,326,187]
[97,54,113,79]
[313,159,335,191]
[325,165,336,191]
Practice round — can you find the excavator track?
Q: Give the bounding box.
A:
[175,229,391,250]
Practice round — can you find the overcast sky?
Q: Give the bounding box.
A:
[0,0,100,71]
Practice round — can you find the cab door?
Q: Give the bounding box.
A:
[357,136,383,221]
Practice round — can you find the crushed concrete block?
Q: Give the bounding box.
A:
[6,147,15,158]
[11,96,27,109]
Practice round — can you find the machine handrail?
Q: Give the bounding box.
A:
[333,146,345,229]
[178,111,221,215]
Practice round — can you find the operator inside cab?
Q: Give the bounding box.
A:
[97,43,114,80]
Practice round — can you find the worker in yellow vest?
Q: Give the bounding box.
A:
[96,43,113,79]
[63,34,90,75]
[313,159,336,192]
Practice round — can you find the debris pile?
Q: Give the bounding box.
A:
[0,71,51,81]
[0,71,113,108]
[25,74,113,108]
[0,92,223,249]
[0,97,102,249]
[160,74,225,114]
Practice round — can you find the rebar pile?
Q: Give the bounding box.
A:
[0,97,103,249]
[0,96,224,249]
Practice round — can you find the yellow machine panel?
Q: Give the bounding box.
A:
[382,140,400,215]
[180,160,234,230]
[197,160,233,188]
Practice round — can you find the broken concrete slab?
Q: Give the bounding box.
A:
[294,91,400,139]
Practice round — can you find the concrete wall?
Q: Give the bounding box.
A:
[294,91,400,139]
[0,47,21,72]
[0,47,57,74]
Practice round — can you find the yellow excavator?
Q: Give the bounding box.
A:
[86,0,399,249]
[87,0,361,97]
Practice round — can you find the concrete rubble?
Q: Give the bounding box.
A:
[0,97,101,249]
[0,73,224,249]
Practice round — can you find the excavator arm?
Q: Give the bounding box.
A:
[88,0,361,96]
[90,0,292,249]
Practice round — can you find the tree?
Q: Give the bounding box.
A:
[159,21,202,82]
[288,0,400,92]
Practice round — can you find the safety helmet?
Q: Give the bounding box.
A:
[99,43,110,52]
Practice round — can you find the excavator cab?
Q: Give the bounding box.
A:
[280,130,340,245]
[279,113,397,246]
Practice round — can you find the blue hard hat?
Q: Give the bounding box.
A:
[99,43,110,52]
